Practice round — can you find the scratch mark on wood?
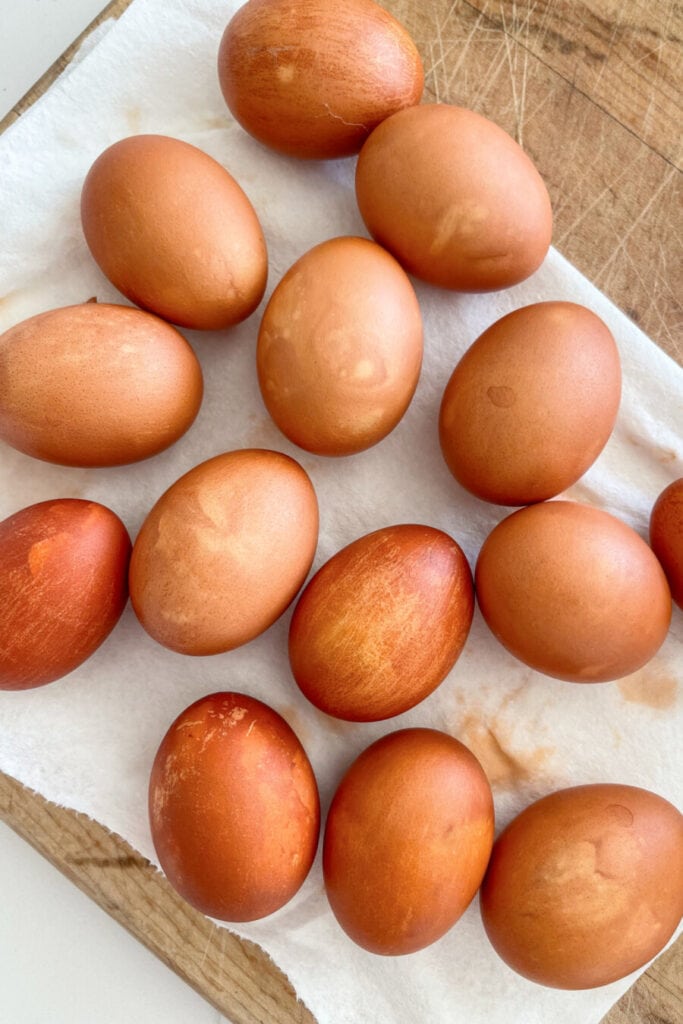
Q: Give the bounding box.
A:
[593,165,678,280]
[555,152,644,243]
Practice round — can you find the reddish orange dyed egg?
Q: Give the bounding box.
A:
[289,525,473,720]
[149,692,320,921]
[323,728,494,954]
[650,478,683,608]
[218,0,424,159]
[0,499,131,690]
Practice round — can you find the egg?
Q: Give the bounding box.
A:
[439,302,621,505]
[129,449,319,655]
[0,499,131,690]
[217,0,423,159]
[149,692,320,921]
[323,728,494,954]
[650,478,683,608]
[0,303,203,466]
[289,524,473,720]
[355,103,552,291]
[81,135,267,330]
[475,501,672,682]
[480,784,683,989]
[257,237,423,456]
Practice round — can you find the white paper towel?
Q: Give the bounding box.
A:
[0,2,681,1022]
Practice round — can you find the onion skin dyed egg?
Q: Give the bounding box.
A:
[0,303,203,467]
[129,449,319,655]
[323,728,494,954]
[355,103,552,291]
[289,524,473,720]
[149,692,320,922]
[475,501,672,683]
[650,478,683,608]
[480,784,683,989]
[217,0,424,159]
[0,499,131,690]
[439,302,621,505]
[81,135,267,330]
[257,237,423,456]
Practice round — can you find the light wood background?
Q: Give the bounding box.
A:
[0,1,681,1022]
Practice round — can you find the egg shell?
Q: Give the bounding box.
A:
[289,524,473,720]
[81,135,267,330]
[0,303,203,467]
[439,302,621,505]
[650,478,683,608]
[129,449,319,655]
[257,237,423,457]
[0,499,131,690]
[480,784,683,989]
[217,0,424,159]
[475,500,672,683]
[149,692,320,921]
[355,103,552,291]
[323,728,494,954]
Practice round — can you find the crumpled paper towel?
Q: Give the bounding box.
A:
[0,1,681,1022]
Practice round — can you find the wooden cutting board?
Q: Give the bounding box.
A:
[0,2,681,1022]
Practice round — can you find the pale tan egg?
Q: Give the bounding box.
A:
[257,237,422,456]
[0,302,203,466]
[475,501,672,682]
[356,104,552,291]
[439,302,621,505]
[129,449,319,655]
[81,134,267,330]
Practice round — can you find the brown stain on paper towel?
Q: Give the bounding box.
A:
[617,667,678,710]
[457,714,554,790]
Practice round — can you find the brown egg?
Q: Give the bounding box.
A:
[323,728,494,954]
[129,449,318,655]
[0,303,203,467]
[439,303,621,505]
[0,499,130,690]
[355,104,553,291]
[149,692,320,921]
[289,525,473,720]
[480,784,683,989]
[81,135,267,330]
[217,0,423,159]
[475,501,672,683]
[650,478,683,608]
[257,237,423,456]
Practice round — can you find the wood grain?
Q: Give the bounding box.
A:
[0,2,681,1023]
[389,0,682,361]
[0,772,315,1024]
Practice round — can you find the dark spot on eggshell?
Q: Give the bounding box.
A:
[487,385,516,408]
[603,804,634,828]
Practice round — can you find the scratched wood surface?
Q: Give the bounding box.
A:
[0,1,681,1023]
